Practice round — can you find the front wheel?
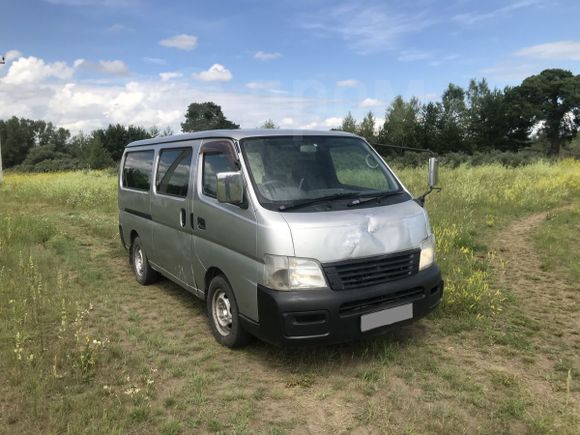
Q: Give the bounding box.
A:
[207,275,251,348]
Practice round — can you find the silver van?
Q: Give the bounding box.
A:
[118,129,443,347]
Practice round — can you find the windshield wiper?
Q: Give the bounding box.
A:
[347,191,404,208]
[279,192,362,211]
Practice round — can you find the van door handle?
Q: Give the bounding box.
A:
[197,217,206,230]
[179,208,186,227]
[190,213,195,230]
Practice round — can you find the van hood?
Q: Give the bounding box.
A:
[281,200,430,263]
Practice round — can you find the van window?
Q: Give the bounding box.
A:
[241,136,401,211]
[156,148,192,197]
[328,144,389,191]
[123,150,154,191]
[203,153,238,197]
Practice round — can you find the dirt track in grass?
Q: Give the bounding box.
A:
[492,210,580,359]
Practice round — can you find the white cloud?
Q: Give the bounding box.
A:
[299,121,319,130]
[280,117,295,127]
[514,40,580,61]
[336,79,360,88]
[159,34,198,51]
[398,50,432,62]
[254,51,282,61]
[73,59,129,75]
[359,98,383,108]
[97,60,129,75]
[144,57,167,65]
[5,50,22,62]
[301,3,435,54]
[159,71,183,81]
[192,64,232,82]
[1,56,74,85]
[453,0,541,26]
[0,54,340,135]
[323,117,343,128]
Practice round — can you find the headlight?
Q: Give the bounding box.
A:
[263,254,327,290]
[419,235,436,271]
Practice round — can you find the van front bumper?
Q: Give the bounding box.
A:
[242,265,443,346]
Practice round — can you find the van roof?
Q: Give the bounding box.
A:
[126,129,359,148]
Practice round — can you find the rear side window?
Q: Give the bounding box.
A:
[123,151,154,191]
[156,148,192,197]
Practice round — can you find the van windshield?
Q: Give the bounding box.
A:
[240,136,403,211]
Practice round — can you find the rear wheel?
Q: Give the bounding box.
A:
[131,236,158,285]
[207,275,251,348]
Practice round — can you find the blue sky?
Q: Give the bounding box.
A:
[1,0,579,132]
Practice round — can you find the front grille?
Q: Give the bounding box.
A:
[323,249,420,290]
[339,287,424,316]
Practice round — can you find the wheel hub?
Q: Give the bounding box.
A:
[212,290,232,336]
[134,247,144,276]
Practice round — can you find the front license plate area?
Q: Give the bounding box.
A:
[360,303,413,332]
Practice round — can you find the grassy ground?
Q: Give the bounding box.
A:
[534,204,580,282]
[1,161,579,433]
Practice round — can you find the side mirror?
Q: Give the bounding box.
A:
[216,171,244,204]
[428,157,439,188]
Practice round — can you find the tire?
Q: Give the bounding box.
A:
[207,275,251,348]
[131,236,158,285]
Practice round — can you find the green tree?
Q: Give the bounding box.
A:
[439,83,468,153]
[0,117,38,167]
[181,102,240,132]
[379,96,421,147]
[70,133,113,169]
[84,137,113,169]
[34,121,70,151]
[92,124,153,162]
[357,111,377,142]
[340,112,358,133]
[510,69,580,155]
[466,79,516,151]
[260,119,278,129]
[417,101,443,152]
[160,126,174,136]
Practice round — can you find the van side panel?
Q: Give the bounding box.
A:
[149,142,200,289]
[193,202,260,320]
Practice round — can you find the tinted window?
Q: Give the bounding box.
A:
[123,151,154,191]
[203,153,237,197]
[156,148,192,197]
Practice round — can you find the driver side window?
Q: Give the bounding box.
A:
[202,152,238,197]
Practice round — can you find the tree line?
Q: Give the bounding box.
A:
[0,102,240,171]
[338,69,580,156]
[1,68,578,172]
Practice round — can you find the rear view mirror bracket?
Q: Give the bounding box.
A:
[415,157,441,207]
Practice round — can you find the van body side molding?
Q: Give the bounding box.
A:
[124,208,153,221]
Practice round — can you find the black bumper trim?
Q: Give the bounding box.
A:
[240,265,443,346]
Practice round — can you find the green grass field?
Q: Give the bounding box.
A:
[1,161,579,433]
